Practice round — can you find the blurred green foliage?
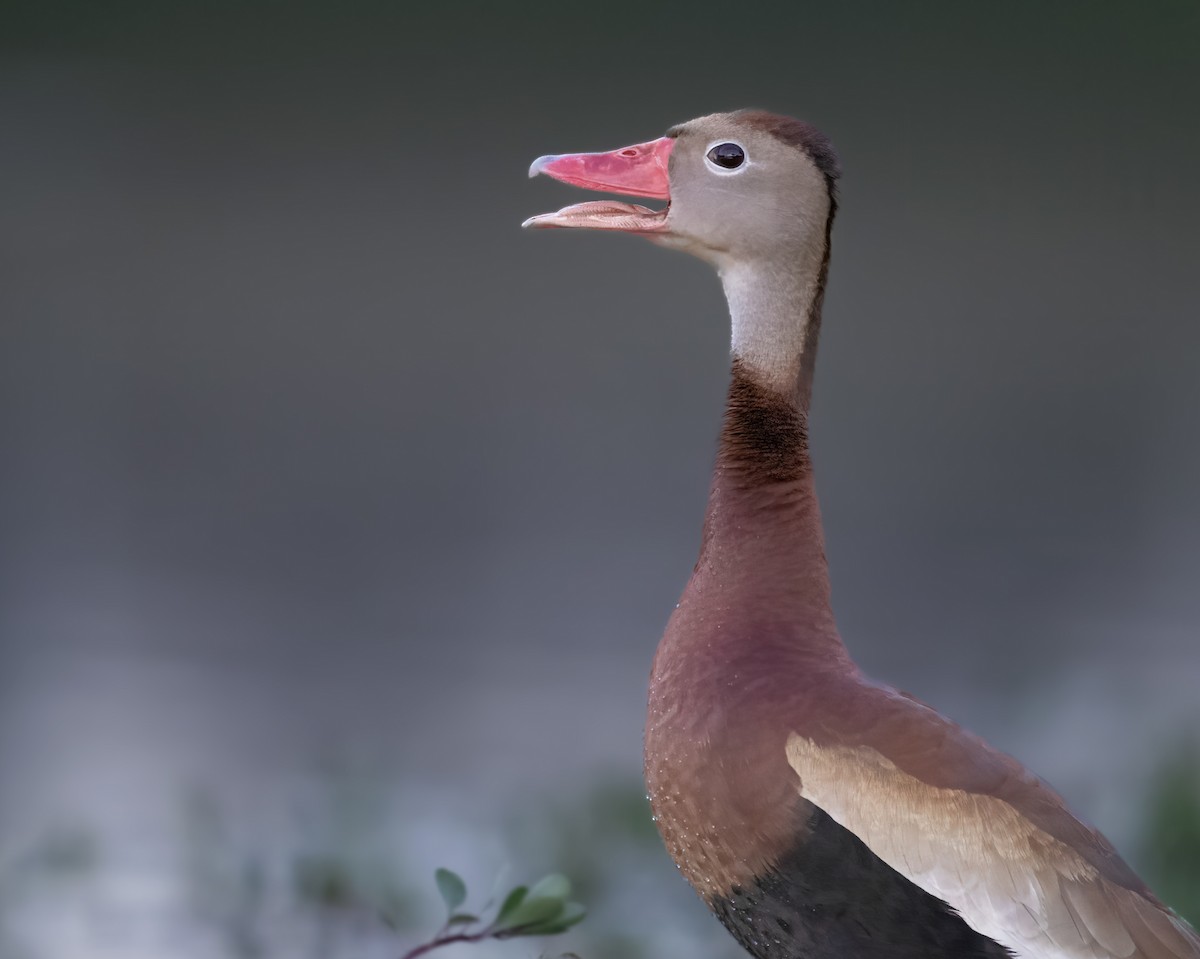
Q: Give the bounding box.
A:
[516,777,662,902]
[0,822,100,959]
[407,865,586,953]
[1140,742,1200,927]
[3,745,1196,957]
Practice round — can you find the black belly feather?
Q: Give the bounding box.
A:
[708,803,1013,959]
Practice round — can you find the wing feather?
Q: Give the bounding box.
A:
[1121,891,1200,959]
[1063,878,1136,958]
[784,689,1200,959]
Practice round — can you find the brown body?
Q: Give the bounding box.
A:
[647,363,843,899]
[527,110,1200,959]
[645,364,1197,959]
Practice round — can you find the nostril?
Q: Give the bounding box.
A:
[620,149,638,157]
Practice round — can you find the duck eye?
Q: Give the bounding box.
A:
[707,142,745,170]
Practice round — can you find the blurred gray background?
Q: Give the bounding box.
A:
[2,2,1199,957]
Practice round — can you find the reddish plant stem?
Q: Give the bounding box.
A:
[399,931,488,959]
[399,924,544,959]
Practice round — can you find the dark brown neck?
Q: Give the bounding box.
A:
[687,192,841,654]
[693,359,840,650]
[718,358,813,484]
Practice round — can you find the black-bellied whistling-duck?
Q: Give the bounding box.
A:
[523,110,1200,959]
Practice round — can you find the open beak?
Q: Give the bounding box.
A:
[522,136,674,233]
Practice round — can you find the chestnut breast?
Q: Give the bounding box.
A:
[644,589,845,902]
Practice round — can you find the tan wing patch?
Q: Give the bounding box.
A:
[785,734,1200,959]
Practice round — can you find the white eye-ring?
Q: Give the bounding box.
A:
[705,140,747,174]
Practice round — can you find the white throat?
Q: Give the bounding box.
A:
[719,237,827,402]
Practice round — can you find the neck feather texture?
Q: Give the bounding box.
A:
[695,361,838,644]
[719,204,832,404]
[692,233,841,654]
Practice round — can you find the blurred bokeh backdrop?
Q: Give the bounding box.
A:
[2,2,1199,957]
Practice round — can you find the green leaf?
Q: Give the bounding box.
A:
[523,923,570,936]
[519,901,587,936]
[496,875,570,932]
[496,895,565,933]
[557,901,587,929]
[527,873,571,901]
[434,868,467,914]
[494,885,527,924]
[447,913,479,926]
